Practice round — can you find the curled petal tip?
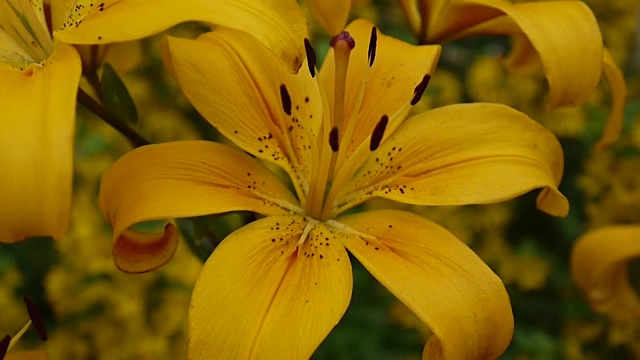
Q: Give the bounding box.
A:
[113,223,179,274]
[422,337,444,360]
[536,187,569,217]
[594,50,628,150]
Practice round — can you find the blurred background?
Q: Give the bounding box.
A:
[1,0,639,358]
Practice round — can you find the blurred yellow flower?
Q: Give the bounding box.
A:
[100,18,570,358]
[0,0,307,243]
[572,226,640,324]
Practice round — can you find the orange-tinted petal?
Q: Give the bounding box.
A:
[99,141,299,273]
[53,0,307,71]
[340,210,513,359]
[595,49,628,149]
[571,226,640,322]
[0,43,80,243]
[189,215,352,359]
[320,19,441,163]
[162,29,322,201]
[334,103,568,217]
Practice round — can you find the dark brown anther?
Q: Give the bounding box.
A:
[304,38,317,77]
[367,27,377,67]
[330,31,356,50]
[411,74,431,106]
[0,335,10,359]
[329,126,340,152]
[279,84,292,116]
[369,115,389,151]
[23,295,47,341]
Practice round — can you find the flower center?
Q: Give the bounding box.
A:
[302,28,432,221]
[0,0,54,66]
[305,30,364,221]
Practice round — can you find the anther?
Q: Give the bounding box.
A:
[411,74,431,106]
[329,127,340,152]
[0,335,10,359]
[304,38,317,77]
[280,84,292,115]
[369,115,389,151]
[367,27,377,67]
[23,295,47,341]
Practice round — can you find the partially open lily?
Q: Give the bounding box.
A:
[398,0,627,148]
[0,0,306,243]
[100,19,569,358]
[571,226,640,323]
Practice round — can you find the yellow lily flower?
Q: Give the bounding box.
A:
[100,19,569,358]
[398,0,627,148]
[572,225,640,323]
[0,0,306,243]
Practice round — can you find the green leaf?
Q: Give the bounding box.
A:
[178,212,253,262]
[100,63,138,124]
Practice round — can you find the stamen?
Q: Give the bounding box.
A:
[0,335,10,359]
[367,27,377,67]
[297,218,319,246]
[329,127,340,152]
[370,115,389,151]
[411,74,431,106]
[279,84,292,115]
[23,295,47,341]
[304,38,317,77]
[8,321,31,352]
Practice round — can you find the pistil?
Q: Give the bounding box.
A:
[330,31,355,134]
[325,32,356,184]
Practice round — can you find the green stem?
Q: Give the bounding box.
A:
[76,88,151,148]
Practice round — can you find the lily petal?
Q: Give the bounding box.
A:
[99,141,299,273]
[307,0,351,35]
[320,19,441,161]
[595,49,627,149]
[571,226,640,322]
[443,0,603,110]
[162,29,322,200]
[189,215,352,359]
[53,0,307,71]
[0,43,80,243]
[397,0,422,36]
[335,103,568,217]
[340,209,513,359]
